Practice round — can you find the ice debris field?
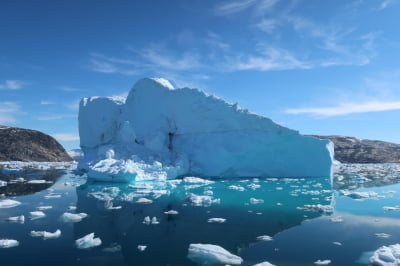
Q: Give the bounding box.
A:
[1,161,400,265]
[78,78,333,182]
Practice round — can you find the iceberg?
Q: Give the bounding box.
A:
[78,78,333,182]
[30,229,61,239]
[0,239,19,248]
[75,233,102,249]
[60,212,88,223]
[187,243,243,265]
[7,215,25,223]
[370,243,400,266]
[29,211,46,220]
[0,199,21,208]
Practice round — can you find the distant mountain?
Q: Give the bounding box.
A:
[313,135,400,163]
[0,125,72,162]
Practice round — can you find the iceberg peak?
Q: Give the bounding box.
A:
[78,78,333,182]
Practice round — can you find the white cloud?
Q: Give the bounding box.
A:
[285,101,400,116]
[378,0,397,10]
[139,47,202,70]
[40,100,54,105]
[65,99,80,111]
[87,54,138,75]
[0,102,20,123]
[52,133,80,142]
[214,0,277,16]
[254,18,279,33]
[37,115,64,121]
[0,80,24,90]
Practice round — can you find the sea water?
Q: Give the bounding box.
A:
[0,162,400,265]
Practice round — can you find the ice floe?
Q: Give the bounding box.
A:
[187,193,220,207]
[187,243,243,265]
[314,259,331,265]
[253,262,275,266]
[383,206,400,211]
[142,216,159,225]
[228,185,245,191]
[104,200,122,210]
[0,180,7,187]
[30,229,61,239]
[207,218,226,223]
[340,190,378,199]
[164,210,179,215]
[250,198,264,204]
[60,212,88,223]
[37,205,52,211]
[375,233,392,239]
[256,235,273,241]
[137,245,147,252]
[29,211,46,220]
[27,179,50,184]
[6,215,25,223]
[75,233,102,249]
[102,243,121,253]
[136,198,153,204]
[300,204,333,213]
[0,199,21,208]
[0,239,19,248]
[370,243,400,266]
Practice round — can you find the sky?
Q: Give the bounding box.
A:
[1,0,400,151]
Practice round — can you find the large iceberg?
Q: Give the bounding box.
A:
[78,78,333,182]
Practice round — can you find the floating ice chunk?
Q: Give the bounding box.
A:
[228,185,245,191]
[207,218,226,223]
[136,198,153,204]
[187,243,243,265]
[0,199,21,208]
[7,215,25,223]
[60,212,88,223]
[75,233,102,249]
[44,193,61,199]
[104,200,122,210]
[102,243,121,253]
[0,239,19,248]
[137,245,147,252]
[250,198,264,204]
[314,259,331,265]
[330,216,343,223]
[375,233,391,239]
[183,177,213,185]
[27,179,49,184]
[253,261,275,266]
[0,180,7,187]
[30,211,46,220]
[256,235,273,241]
[142,216,159,225]
[37,205,52,211]
[30,229,61,239]
[383,206,400,211]
[332,242,342,246]
[301,204,333,213]
[247,183,261,190]
[164,210,179,215]
[187,193,220,207]
[151,217,159,225]
[341,190,378,199]
[68,206,77,211]
[370,244,400,266]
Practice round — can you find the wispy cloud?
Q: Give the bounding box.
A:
[0,80,25,90]
[52,133,79,142]
[37,115,64,121]
[378,0,398,10]
[40,100,54,105]
[229,46,310,71]
[214,0,277,16]
[87,55,137,75]
[0,102,20,123]
[65,99,80,111]
[59,86,84,92]
[285,101,400,116]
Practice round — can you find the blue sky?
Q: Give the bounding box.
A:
[1,0,400,151]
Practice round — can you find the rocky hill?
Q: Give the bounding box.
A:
[313,135,400,163]
[0,125,72,162]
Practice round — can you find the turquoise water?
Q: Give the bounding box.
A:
[1,164,400,265]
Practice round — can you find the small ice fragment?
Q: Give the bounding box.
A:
[301,204,333,213]
[143,216,151,225]
[151,217,159,225]
[27,179,48,184]
[330,216,343,223]
[164,210,179,215]
[7,215,25,223]
[370,244,400,265]
[183,177,213,185]
[44,194,61,199]
[187,193,220,207]
[250,198,264,204]
[256,235,273,241]
[314,259,331,265]
[332,242,342,246]
[228,185,245,191]
[75,233,102,249]
[207,218,226,223]
[341,190,378,199]
[247,183,261,190]
[253,261,275,266]
[187,243,243,265]
[60,212,88,223]
[29,211,46,220]
[102,243,121,253]
[0,180,7,187]
[383,206,400,211]
[0,199,21,208]
[0,239,19,248]
[30,230,61,239]
[104,200,122,210]
[137,245,147,252]
[136,198,153,204]
[375,233,391,239]
[37,205,52,211]
[68,206,77,211]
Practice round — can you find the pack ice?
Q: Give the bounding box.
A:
[78,78,333,182]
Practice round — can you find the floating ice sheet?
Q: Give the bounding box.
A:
[75,233,102,249]
[370,244,400,266]
[30,229,61,239]
[60,212,88,223]
[187,243,243,265]
[29,211,46,220]
[0,199,21,208]
[0,239,19,248]
[7,215,25,223]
